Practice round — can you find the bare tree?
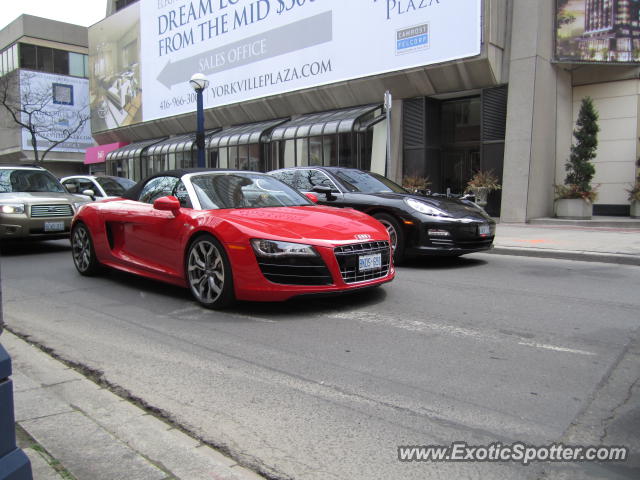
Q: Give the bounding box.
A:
[0,71,90,163]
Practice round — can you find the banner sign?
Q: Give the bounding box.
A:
[20,71,93,153]
[556,0,640,63]
[139,0,482,122]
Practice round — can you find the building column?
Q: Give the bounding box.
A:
[501,0,572,222]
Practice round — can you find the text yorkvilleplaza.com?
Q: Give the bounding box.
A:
[398,442,629,465]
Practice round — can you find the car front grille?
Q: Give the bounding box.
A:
[257,256,333,286]
[334,241,391,284]
[30,204,73,217]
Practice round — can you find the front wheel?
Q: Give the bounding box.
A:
[186,234,235,309]
[71,222,101,276]
[373,213,405,264]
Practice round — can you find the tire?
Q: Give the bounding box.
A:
[373,212,405,264]
[71,222,101,276]
[186,234,235,309]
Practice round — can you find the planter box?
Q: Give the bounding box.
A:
[631,200,640,219]
[555,198,593,219]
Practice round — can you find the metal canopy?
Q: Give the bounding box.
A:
[270,104,381,141]
[206,119,289,149]
[143,133,198,157]
[105,138,168,162]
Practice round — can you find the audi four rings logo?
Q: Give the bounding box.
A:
[355,234,372,240]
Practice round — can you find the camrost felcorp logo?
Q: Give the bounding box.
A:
[396,23,429,55]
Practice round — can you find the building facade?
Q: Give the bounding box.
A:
[0,15,92,176]
[87,0,640,221]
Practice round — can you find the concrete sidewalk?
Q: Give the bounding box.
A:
[3,331,265,480]
[490,217,640,266]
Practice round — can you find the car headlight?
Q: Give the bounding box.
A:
[251,239,318,258]
[404,198,451,217]
[0,203,25,214]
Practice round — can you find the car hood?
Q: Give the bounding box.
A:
[0,192,87,203]
[353,192,491,220]
[211,205,389,246]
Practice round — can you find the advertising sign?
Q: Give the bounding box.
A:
[88,2,141,130]
[556,0,640,63]
[139,0,481,122]
[20,71,93,153]
[85,142,130,165]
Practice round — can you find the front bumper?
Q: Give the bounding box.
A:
[1,215,73,240]
[405,218,496,256]
[228,241,395,302]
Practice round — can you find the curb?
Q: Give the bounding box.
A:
[488,246,640,266]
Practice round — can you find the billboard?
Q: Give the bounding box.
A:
[556,0,640,63]
[88,2,141,130]
[20,71,93,153]
[89,0,481,130]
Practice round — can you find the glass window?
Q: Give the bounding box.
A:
[294,169,339,192]
[338,133,354,168]
[190,172,309,210]
[296,138,308,166]
[269,169,296,187]
[96,177,132,196]
[69,52,85,77]
[333,170,406,194]
[228,146,238,169]
[247,143,261,171]
[11,44,18,72]
[308,137,322,166]
[237,145,249,170]
[53,49,68,74]
[138,176,179,204]
[442,97,481,144]
[19,43,37,70]
[283,140,295,168]
[36,46,53,72]
[324,136,337,166]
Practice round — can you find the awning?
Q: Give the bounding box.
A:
[206,119,289,149]
[143,129,222,157]
[105,138,168,162]
[270,104,382,141]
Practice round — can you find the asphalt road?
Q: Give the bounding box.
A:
[1,240,639,479]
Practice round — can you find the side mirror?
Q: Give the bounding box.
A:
[305,192,319,203]
[154,195,181,214]
[311,185,336,201]
[82,189,96,201]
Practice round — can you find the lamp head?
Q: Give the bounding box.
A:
[189,73,209,91]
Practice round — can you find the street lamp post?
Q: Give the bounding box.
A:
[189,73,210,168]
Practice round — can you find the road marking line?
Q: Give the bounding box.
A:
[328,311,596,356]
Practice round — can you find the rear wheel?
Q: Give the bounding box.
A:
[373,213,404,264]
[186,235,235,309]
[71,222,101,275]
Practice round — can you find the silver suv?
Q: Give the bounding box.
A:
[0,165,89,241]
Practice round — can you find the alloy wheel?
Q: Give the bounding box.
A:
[187,238,226,306]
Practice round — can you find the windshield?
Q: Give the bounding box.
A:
[97,177,135,196]
[0,169,66,193]
[333,170,408,194]
[190,173,312,209]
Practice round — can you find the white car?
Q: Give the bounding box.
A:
[60,175,135,200]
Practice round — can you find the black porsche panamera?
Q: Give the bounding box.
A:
[268,167,496,263]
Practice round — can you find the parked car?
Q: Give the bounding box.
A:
[71,169,394,309]
[268,167,496,262]
[60,175,135,200]
[0,165,90,241]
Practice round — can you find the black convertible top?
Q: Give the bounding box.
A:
[121,168,238,200]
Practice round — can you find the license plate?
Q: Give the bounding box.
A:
[44,221,64,232]
[358,253,381,271]
[478,223,491,236]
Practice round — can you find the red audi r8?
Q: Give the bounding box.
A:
[71,169,394,309]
